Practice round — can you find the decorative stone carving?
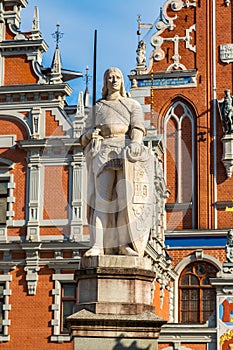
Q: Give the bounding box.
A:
[27,152,41,241]
[136,40,147,72]
[23,243,41,295]
[220,90,233,134]
[226,229,233,263]
[151,28,196,70]
[221,134,233,177]
[220,44,233,64]
[219,90,233,177]
[31,107,41,139]
[70,151,85,242]
[150,0,196,70]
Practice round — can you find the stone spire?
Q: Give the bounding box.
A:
[30,6,41,40]
[73,91,85,138]
[77,91,84,117]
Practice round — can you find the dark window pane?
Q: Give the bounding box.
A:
[0,198,7,224]
[185,266,192,273]
[0,301,3,333]
[181,274,199,286]
[181,289,199,323]
[202,276,210,285]
[0,182,8,195]
[63,284,76,297]
[195,264,206,275]
[202,289,215,322]
[62,301,75,331]
[61,284,77,332]
[181,275,189,285]
[0,285,4,299]
[190,275,199,285]
[208,265,217,273]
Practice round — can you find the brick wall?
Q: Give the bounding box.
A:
[43,166,69,220]
[5,56,38,85]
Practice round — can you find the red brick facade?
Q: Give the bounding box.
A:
[129,0,233,348]
[0,1,84,347]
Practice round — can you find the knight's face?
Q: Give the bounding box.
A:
[107,70,122,94]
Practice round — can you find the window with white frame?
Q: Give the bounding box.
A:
[0,180,9,225]
[0,273,12,342]
[0,283,4,332]
[164,101,195,230]
[0,158,15,241]
[61,283,77,332]
[51,273,77,342]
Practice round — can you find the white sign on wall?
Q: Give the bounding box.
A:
[220,44,233,63]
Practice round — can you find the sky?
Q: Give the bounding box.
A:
[21,0,165,105]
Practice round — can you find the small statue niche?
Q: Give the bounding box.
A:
[136,40,147,72]
[219,90,233,178]
[220,89,233,135]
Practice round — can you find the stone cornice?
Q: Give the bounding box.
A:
[4,0,28,7]
[0,39,48,54]
[0,83,72,96]
[129,69,197,81]
[0,83,72,109]
[165,229,228,237]
[18,138,81,150]
[159,324,216,343]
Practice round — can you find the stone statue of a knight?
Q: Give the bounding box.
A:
[80,67,154,257]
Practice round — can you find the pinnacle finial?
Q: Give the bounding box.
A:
[137,14,141,41]
[77,91,85,116]
[83,66,91,107]
[85,66,90,90]
[32,6,40,31]
[159,7,163,21]
[52,23,64,48]
[30,6,41,40]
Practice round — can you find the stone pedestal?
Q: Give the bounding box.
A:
[221,133,233,177]
[66,256,166,350]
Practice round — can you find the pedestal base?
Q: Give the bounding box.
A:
[76,255,156,315]
[67,256,166,350]
[74,337,158,350]
[68,309,163,350]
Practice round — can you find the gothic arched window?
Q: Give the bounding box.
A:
[179,261,217,324]
[164,101,195,230]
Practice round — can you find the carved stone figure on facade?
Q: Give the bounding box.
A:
[80,67,153,257]
[136,40,147,71]
[220,89,233,134]
[226,229,233,263]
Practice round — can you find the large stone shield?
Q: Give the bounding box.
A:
[123,149,154,256]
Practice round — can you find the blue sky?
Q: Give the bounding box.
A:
[21,0,165,104]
